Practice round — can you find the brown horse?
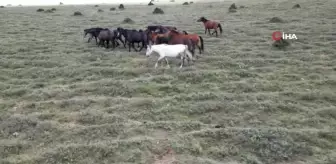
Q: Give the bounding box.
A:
[163,32,196,57]
[197,17,223,37]
[169,30,204,54]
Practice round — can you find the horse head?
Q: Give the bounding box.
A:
[197,17,207,22]
[84,29,89,38]
[113,29,121,38]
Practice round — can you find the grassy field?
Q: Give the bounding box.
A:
[0,0,335,163]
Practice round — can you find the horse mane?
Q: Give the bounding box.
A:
[201,16,208,21]
[170,29,180,34]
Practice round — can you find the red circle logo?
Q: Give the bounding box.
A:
[272,31,282,41]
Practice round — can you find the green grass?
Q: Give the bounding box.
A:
[0,0,335,163]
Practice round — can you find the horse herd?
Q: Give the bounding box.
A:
[83,17,223,68]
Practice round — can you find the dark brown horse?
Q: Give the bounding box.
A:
[169,30,204,54]
[197,17,223,37]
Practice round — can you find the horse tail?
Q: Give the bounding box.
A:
[199,36,204,52]
[218,23,223,34]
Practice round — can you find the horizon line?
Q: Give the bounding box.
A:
[1,0,223,7]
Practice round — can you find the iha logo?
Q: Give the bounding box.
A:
[272,31,298,41]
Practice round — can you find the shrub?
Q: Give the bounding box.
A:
[153,7,164,14]
[228,3,237,12]
[292,4,301,9]
[182,2,189,5]
[37,8,44,12]
[110,7,116,11]
[269,17,285,23]
[44,9,53,13]
[74,11,83,16]
[229,3,237,9]
[119,4,125,10]
[122,18,134,24]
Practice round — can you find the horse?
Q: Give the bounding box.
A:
[118,28,148,52]
[97,28,120,49]
[145,44,193,69]
[197,17,223,37]
[169,30,204,54]
[118,28,147,49]
[84,27,104,44]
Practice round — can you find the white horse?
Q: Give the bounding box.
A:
[145,44,193,68]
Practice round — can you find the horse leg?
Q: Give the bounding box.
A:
[128,41,132,52]
[208,29,211,36]
[98,40,103,47]
[138,41,145,52]
[132,43,138,52]
[118,38,124,47]
[95,37,98,44]
[111,39,115,49]
[124,40,127,48]
[179,54,185,69]
[164,57,170,68]
[211,29,217,36]
[114,40,119,47]
[106,40,109,49]
[155,56,165,68]
[204,28,207,34]
[198,45,202,54]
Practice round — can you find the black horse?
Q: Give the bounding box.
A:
[118,28,148,52]
[84,27,104,44]
[97,28,120,49]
